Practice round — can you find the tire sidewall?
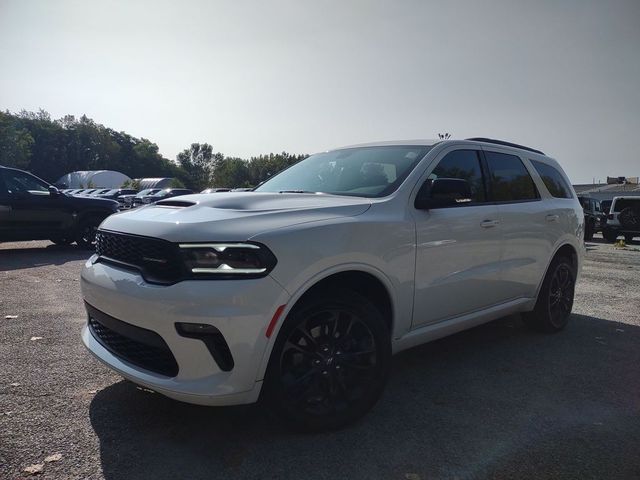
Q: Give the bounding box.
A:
[534,257,576,332]
[264,289,391,431]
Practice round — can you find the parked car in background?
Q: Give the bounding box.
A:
[140,188,194,204]
[96,188,138,201]
[121,188,161,208]
[81,138,583,431]
[577,196,605,241]
[0,165,118,247]
[603,196,640,243]
[89,189,112,197]
[77,189,99,196]
[201,187,232,193]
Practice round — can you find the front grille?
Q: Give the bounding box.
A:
[95,230,184,283]
[87,303,179,377]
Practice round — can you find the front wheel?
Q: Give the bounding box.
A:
[264,289,391,432]
[50,237,73,246]
[75,217,102,249]
[523,256,576,333]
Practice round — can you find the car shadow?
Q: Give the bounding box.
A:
[0,243,91,272]
[89,314,640,480]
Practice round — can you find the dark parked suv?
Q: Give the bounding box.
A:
[0,166,118,247]
[577,196,605,241]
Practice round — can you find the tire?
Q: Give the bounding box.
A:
[584,219,594,241]
[50,237,73,246]
[523,256,576,333]
[603,229,619,243]
[625,235,635,244]
[75,216,101,249]
[618,207,640,230]
[264,289,391,432]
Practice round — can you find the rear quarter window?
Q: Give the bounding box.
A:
[530,159,573,199]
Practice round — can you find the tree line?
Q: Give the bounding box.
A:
[0,109,307,191]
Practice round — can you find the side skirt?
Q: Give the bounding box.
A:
[392,297,535,354]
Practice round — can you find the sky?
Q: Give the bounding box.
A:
[0,0,638,184]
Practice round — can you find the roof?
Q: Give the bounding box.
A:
[335,139,439,149]
[334,138,547,156]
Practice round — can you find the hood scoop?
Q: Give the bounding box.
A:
[155,199,197,208]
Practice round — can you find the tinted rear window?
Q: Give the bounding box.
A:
[485,152,539,202]
[530,160,573,199]
[613,198,640,212]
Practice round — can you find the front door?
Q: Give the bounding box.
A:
[1,169,71,240]
[411,148,504,327]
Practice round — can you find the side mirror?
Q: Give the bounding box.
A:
[414,178,473,210]
[48,186,61,197]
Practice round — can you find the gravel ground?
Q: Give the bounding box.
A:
[1,236,639,479]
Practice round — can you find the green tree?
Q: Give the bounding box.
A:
[0,111,34,169]
[176,143,218,190]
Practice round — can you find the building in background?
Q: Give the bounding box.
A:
[137,178,175,189]
[56,170,131,189]
[573,176,640,201]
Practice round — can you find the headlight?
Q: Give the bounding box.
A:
[179,242,277,278]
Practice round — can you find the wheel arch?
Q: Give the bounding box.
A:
[533,242,579,302]
[255,265,397,382]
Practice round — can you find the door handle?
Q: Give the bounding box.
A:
[546,214,560,222]
[480,219,500,228]
[0,205,11,213]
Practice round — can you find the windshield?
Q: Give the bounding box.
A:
[255,145,432,198]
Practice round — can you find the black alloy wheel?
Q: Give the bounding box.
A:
[547,263,575,329]
[76,217,101,249]
[265,289,390,431]
[523,256,576,333]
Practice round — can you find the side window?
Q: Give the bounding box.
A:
[4,170,50,196]
[485,152,538,202]
[529,159,573,199]
[429,150,486,203]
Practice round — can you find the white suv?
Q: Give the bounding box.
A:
[602,196,640,243]
[81,138,584,430]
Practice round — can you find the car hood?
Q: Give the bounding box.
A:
[64,194,118,209]
[99,192,372,242]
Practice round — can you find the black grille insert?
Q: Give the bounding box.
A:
[86,303,179,377]
[95,230,184,284]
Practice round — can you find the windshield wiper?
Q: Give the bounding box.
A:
[278,190,317,194]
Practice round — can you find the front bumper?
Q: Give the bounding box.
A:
[81,258,289,405]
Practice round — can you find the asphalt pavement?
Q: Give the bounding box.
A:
[1,236,639,479]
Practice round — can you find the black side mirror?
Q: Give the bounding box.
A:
[48,186,61,197]
[415,178,473,210]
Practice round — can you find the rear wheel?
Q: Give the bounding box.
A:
[75,217,101,249]
[584,219,594,241]
[625,234,635,244]
[264,289,391,432]
[603,229,619,243]
[523,256,575,333]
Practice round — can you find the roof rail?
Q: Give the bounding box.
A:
[466,137,544,155]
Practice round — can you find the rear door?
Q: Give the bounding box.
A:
[483,149,555,300]
[412,147,504,327]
